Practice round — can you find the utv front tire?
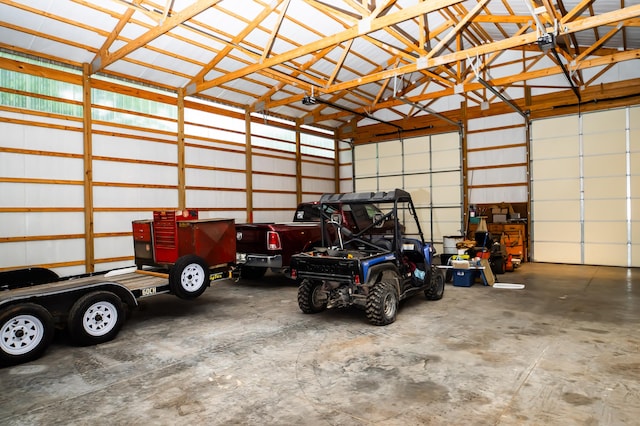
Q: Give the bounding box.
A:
[366,280,398,326]
[425,266,445,300]
[297,279,327,314]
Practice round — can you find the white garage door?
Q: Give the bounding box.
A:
[531,106,639,267]
[353,132,462,253]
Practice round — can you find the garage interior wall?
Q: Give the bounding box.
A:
[0,57,337,276]
[353,132,461,254]
[531,106,639,267]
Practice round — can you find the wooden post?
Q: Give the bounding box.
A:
[461,99,469,238]
[245,109,253,222]
[334,131,340,193]
[177,88,186,209]
[82,63,95,273]
[296,122,302,204]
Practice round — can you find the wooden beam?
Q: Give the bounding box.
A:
[82,63,95,273]
[92,0,221,73]
[323,4,640,95]
[187,0,284,89]
[177,88,186,209]
[188,0,465,95]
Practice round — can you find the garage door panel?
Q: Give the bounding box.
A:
[404,176,431,193]
[584,221,627,244]
[532,158,580,179]
[584,199,627,221]
[534,221,582,242]
[378,175,403,190]
[355,158,377,176]
[532,179,580,200]
[404,153,430,173]
[404,136,429,154]
[584,244,628,266]
[408,187,431,205]
[378,140,402,157]
[354,144,377,159]
[532,116,579,139]
[583,154,626,177]
[532,241,582,263]
[583,109,626,133]
[531,136,579,159]
[379,156,403,174]
[355,177,377,191]
[431,149,460,170]
[532,200,580,221]
[584,176,627,199]
[431,186,461,205]
[583,132,626,155]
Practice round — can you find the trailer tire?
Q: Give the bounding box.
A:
[170,255,209,299]
[297,279,327,314]
[68,291,124,346]
[366,280,398,326]
[0,303,54,366]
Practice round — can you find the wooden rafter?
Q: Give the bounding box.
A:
[188,0,465,95]
[92,0,222,73]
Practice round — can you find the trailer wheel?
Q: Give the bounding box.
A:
[0,303,54,366]
[366,280,398,326]
[297,279,327,314]
[170,255,209,299]
[68,291,124,346]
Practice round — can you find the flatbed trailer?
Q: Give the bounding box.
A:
[1,213,237,367]
[0,265,231,367]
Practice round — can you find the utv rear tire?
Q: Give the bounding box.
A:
[298,279,327,314]
[425,266,445,300]
[0,303,54,366]
[366,280,398,326]
[170,255,209,299]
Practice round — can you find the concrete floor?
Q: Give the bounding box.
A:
[1,263,639,425]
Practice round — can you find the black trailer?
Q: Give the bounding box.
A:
[0,264,231,367]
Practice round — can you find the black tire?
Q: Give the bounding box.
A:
[445,269,453,283]
[67,291,124,346]
[425,266,445,300]
[492,256,506,275]
[297,279,327,314]
[365,280,398,326]
[240,266,267,280]
[169,255,209,299]
[0,303,54,366]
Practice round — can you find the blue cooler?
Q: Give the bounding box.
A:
[453,269,474,287]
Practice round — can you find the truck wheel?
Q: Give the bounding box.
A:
[68,291,124,346]
[0,303,54,366]
[297,279,327,314]
[170,255,209,299]
[366,280,398,326]
[425,266,445,300]
[240,266,266,280]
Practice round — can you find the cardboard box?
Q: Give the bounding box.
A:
[493,214,507,223]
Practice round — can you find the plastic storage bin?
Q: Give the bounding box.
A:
[453,269,474,287]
